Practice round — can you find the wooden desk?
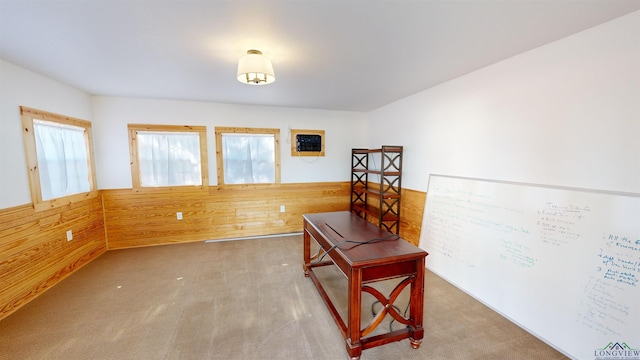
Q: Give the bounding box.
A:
[303,211,427,360]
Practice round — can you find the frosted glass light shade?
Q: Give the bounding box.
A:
[237,50,275,85]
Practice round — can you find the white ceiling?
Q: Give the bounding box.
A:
[1,0,639,112]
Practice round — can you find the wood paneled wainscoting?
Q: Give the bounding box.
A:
[0,183,425,320]
[103,183,426,249]
[353,182,426,247]
[399,188,426,246]
[0,195,107,320]
[103,182,353,249]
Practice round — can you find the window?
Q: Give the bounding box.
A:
[215,127,280,185]
[21,106,98,210]
[128,124,208,190]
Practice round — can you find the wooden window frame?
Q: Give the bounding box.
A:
[215,127,281,186]
[128,124,209,192]
[21,106,98,211]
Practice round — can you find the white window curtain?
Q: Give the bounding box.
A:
[136,131,202,187]
[33,120,90,200]
[222,133,275,184]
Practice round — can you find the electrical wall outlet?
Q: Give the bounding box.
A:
[176,212,183,220]
[66,230,73,241]
[280,205,285,213]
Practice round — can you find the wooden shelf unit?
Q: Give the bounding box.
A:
[350,146,403,234]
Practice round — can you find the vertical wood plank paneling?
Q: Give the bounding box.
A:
[0,197,107,320]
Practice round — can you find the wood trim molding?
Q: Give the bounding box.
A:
[214,127,281,185]
[20,106,99,212]
[127,124,209,192]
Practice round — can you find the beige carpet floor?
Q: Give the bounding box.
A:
[0,235,568,360]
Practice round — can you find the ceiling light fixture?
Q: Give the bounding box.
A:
[237,49,275,85]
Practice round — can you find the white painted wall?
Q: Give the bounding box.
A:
[366,12,639,358]
[0,62,365,208]
[0,60,93,208]
[3,11,638,208]
[91,96,367,189]
[368,11,640,194]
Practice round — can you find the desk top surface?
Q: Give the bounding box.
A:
[303,211,427,265]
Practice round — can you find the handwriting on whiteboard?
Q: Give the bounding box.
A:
[537,202,591,247]
[597,233,640,288]
[421,175,640,359]
[576,232,640,336]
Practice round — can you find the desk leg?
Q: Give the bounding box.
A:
[346,268,362,360]
[409,257,425,348]
[303,227,310,277]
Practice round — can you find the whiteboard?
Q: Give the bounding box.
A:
[419,175,640,360]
